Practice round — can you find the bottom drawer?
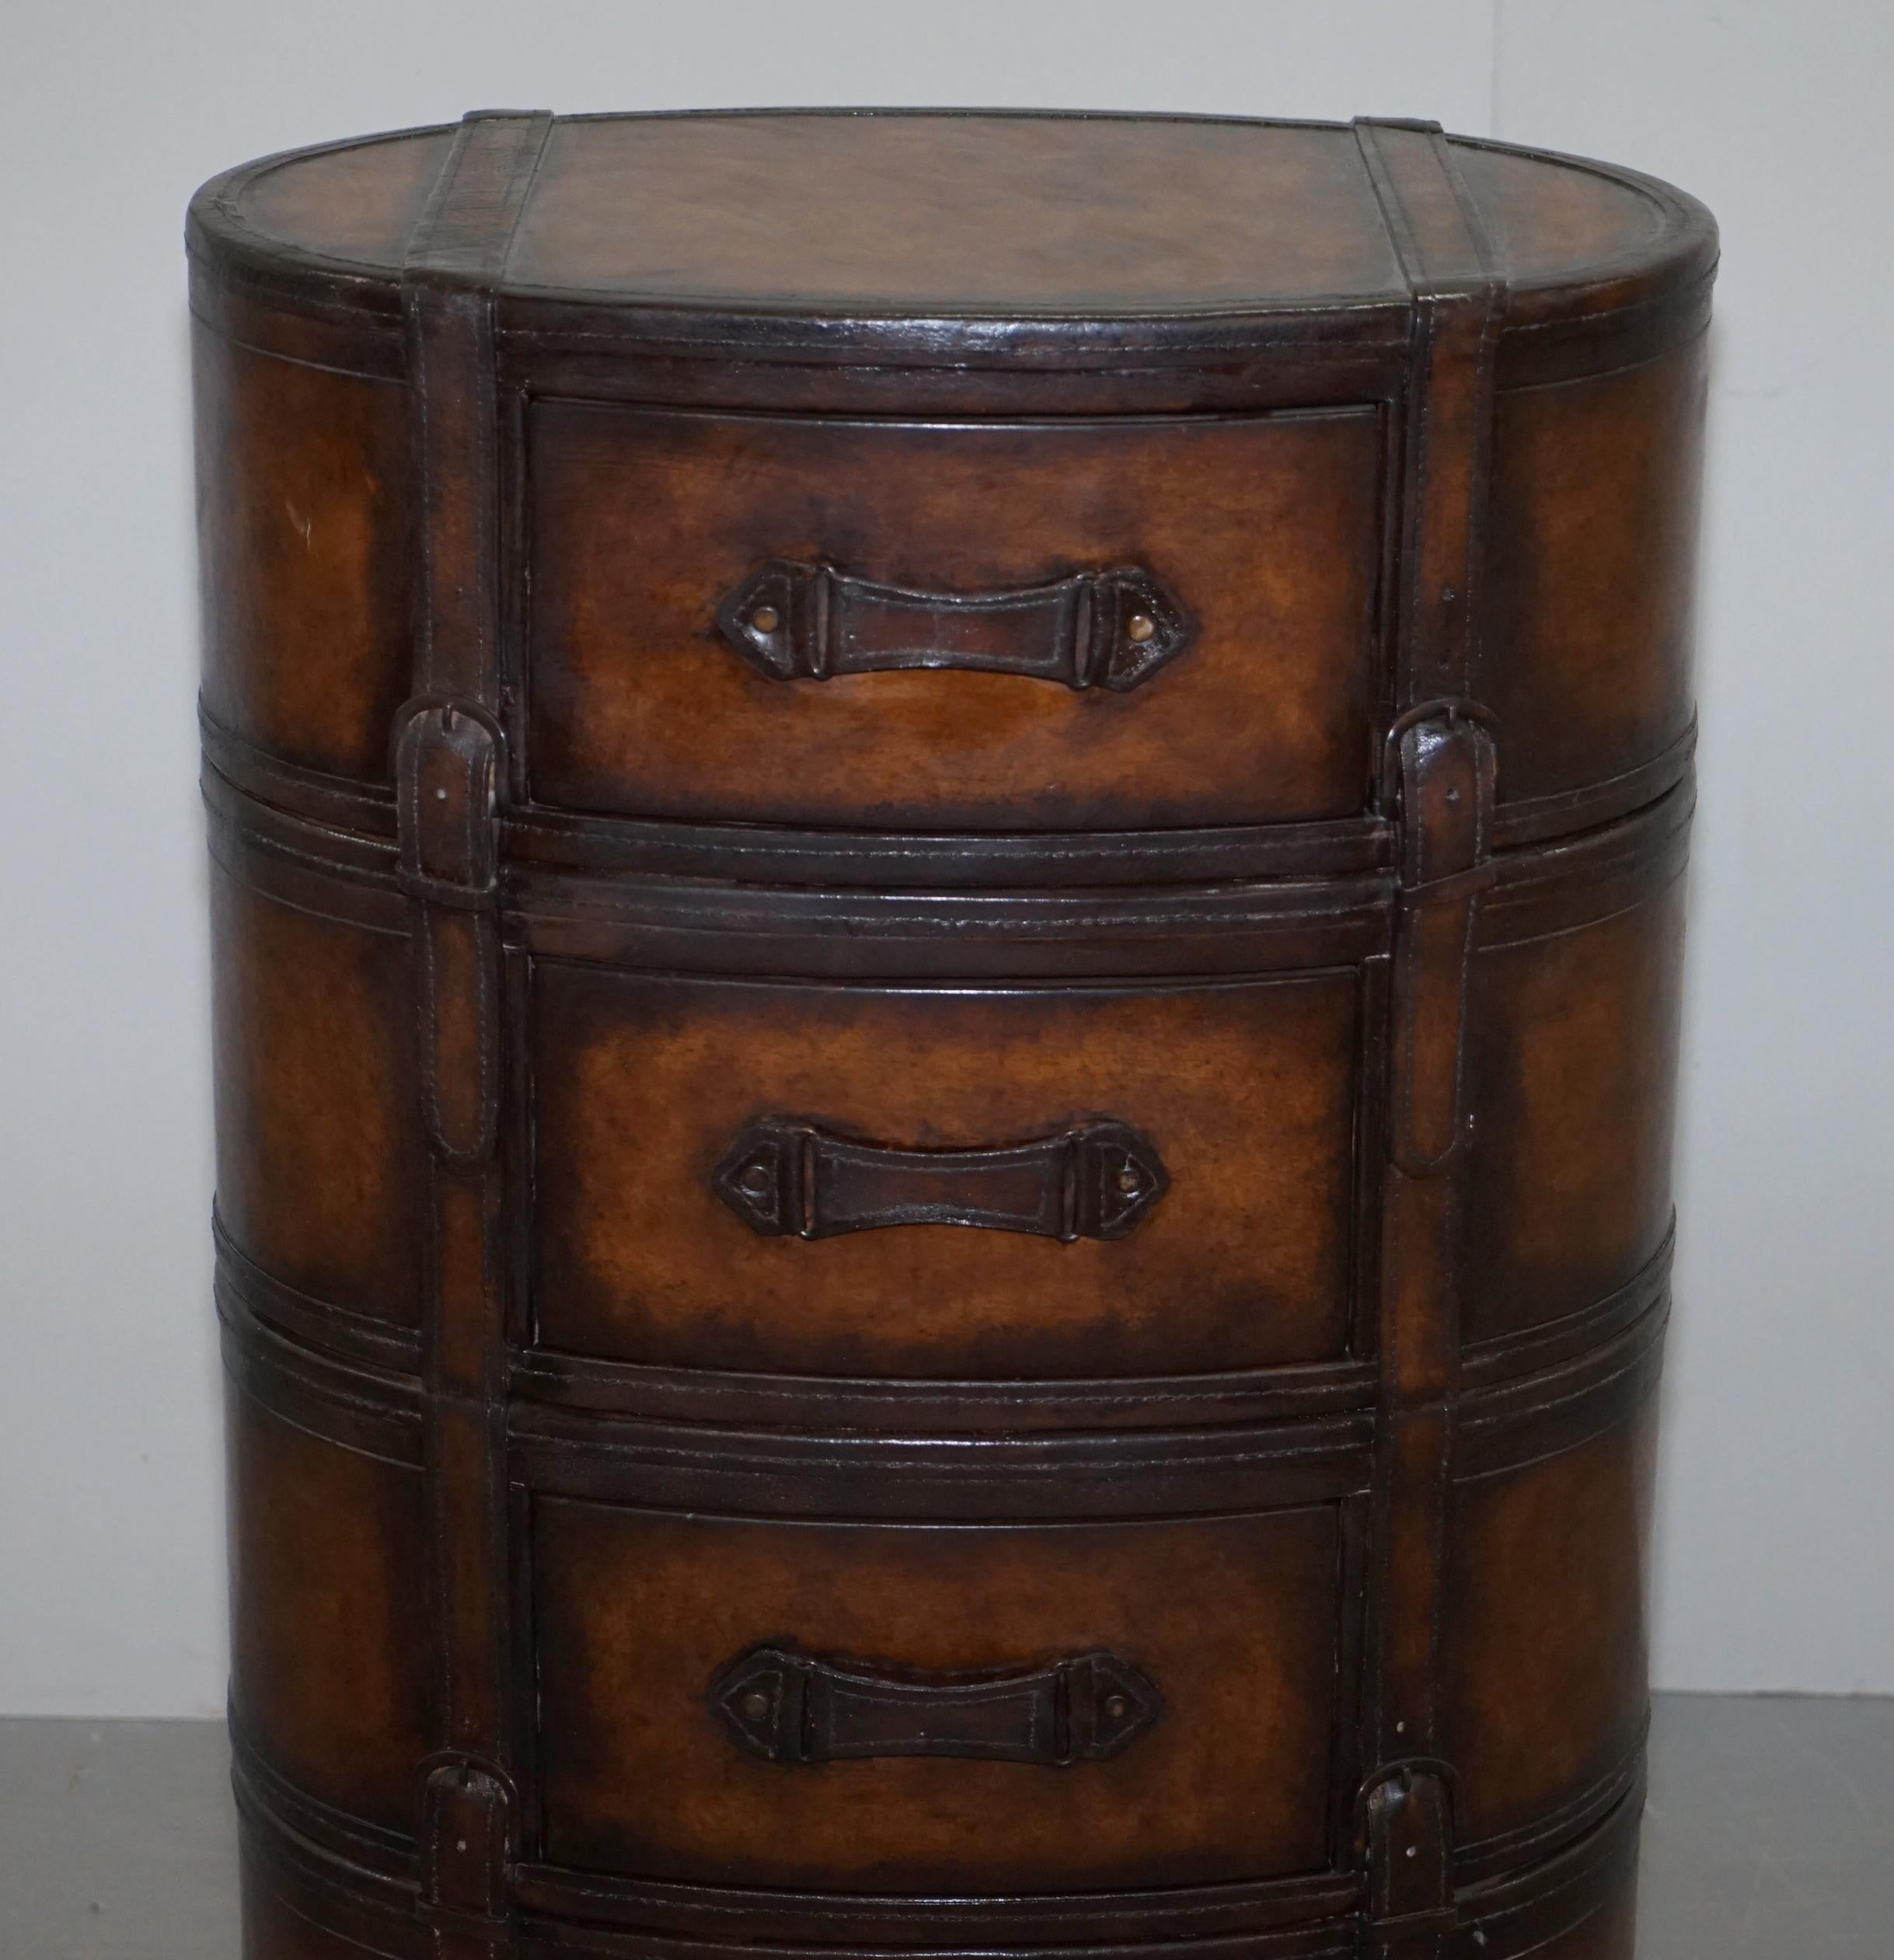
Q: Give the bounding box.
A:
[528,1499,1350,1892]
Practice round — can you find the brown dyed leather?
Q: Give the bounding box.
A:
[225,1384,429,1833]
[209,864,424,1324]
[526,402,1383,828]
[190,109,1714,1960]
[192,330,413,780]
[532,1501,1341,1891]
[529,968,1360,1376]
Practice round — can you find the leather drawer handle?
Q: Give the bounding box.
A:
[715,558,1193,692]
[710,1644,1162,1766]
[712,1117,1168,1241]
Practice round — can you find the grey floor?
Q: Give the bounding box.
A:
[2,1697,1890,1957]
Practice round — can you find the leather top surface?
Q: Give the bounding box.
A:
[196,110,1715,326]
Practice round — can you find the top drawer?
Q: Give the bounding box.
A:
[524,403,1383,830]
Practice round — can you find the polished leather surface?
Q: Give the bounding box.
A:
[190,109,1714,1960]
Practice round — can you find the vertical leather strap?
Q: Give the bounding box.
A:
[398,107,551,1960]
[1352,118,1505,1960]
[1361,1768,1458,1958]
[1354,118,1501,710]
[406,110,552,709]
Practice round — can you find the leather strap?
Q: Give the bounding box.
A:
[1361,1767,1459,1960]
[419,1759,514,1941]
[397,706,501,1169]
[1388,710,1496,1178]
[1352,118,1505,1956]
[1354,119,1501,708]
[406,110,551,708]
[399,107,552,1960]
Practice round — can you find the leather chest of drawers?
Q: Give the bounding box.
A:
[188,110,1714,1960]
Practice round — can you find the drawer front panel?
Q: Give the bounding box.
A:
[529,1500,1345,1890]
[525,404,1383,829]
[529,968,1363,1376]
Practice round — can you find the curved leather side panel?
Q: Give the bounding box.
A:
[194,325,413,783]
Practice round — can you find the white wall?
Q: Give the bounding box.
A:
[1496,5,1894,1697]
[0,1,1886,1715]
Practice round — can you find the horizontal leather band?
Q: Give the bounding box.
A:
[200,699,1693,891]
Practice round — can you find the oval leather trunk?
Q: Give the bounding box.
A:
[189,110,1714,1960]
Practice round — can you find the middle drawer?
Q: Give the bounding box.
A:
[528,964,1365,1378]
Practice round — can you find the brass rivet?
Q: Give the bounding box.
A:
[740,1690,771,1720]
[739,1167,772,1198]
[1125,613,1157,643]
[750,604,782,634]
[1104,1695,1128,1719]
[1116,1167,1142,1194]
